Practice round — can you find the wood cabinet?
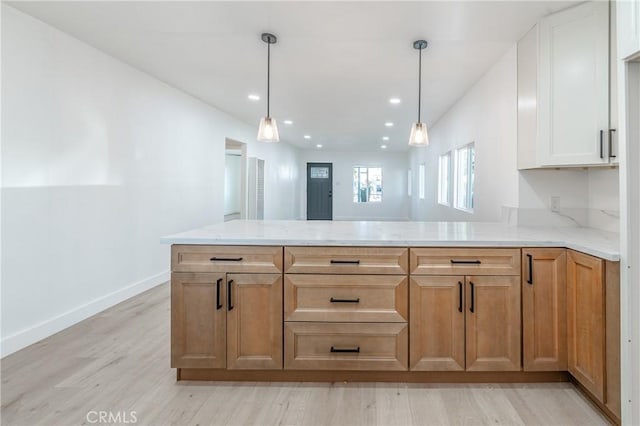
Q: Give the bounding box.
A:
[465,276,521,371]
[410,250,521,372]
[410,248,520,276]
[284,246,408,275]
[566,250,621,421]
[284,322,408,371]
[172,245,283,274]
[170,243,620,423]
[284,274,408,323]
[410,276,465,371]
[284,247,409,371]
[171,245,283,370]
[172,272,282,370]
[567,250,605,401]
[522,249,567,371]
[226,273,283,369]
[171,272,227,369]
[618,0,640,60]
[518,1,617,168]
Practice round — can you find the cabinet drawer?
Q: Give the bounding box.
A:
[172,245,283,273]
[410,248,521,276]
[284,247,408,275]
[284,275,408,322]
[284,322,408,371]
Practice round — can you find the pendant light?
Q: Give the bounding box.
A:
[409,39,429,147]
[257,33,279,143]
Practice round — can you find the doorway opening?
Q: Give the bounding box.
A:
[306,162,333,220]
[224,139,247,222]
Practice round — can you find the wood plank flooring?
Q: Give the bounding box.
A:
[1,283,609,426]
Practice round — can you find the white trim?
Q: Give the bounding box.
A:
[0,271,169,358]
[333,216,410,222]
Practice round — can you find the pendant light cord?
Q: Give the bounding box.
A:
[418,46,422,123]
[267,41,271,118]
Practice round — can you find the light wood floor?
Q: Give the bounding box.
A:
[1,283,609,426]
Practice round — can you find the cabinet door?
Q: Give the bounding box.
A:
[171,272,226,368]
[522,249,567,371]
[466,276,521,371]
[226,273,283,369]
[538,1,610,166]
[567,250,605,402]
[618,0,640,60]
[409,276,465,371]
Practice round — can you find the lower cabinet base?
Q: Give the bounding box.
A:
[177,368,569,383]
[569,376,621,426]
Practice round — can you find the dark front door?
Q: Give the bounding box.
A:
[306,163,333,220]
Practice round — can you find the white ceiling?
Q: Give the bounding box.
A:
[8,1,577,151]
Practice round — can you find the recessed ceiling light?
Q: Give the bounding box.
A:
[283,120,293,125]
[303,135,311,139]
[316,144,323,148]
[248,94,260,101]
[381,145,388,149]
[382,136,390,141]
[389,98,401,104]
[385,122,394,127]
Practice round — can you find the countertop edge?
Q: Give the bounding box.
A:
[159,237,620,261]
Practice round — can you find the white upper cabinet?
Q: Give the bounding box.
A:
[617,0,640,59]
[538,1,610,167]
[518,1,616,169]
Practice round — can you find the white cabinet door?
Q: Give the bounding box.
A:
[618,0,640,60]
[538,1,610,166]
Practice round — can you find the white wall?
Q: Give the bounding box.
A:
[409,46,519,222]
[408,44,620,231]
[0,5,300,356]
[298,150,409,221]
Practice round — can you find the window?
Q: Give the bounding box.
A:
[353,167,382,203]
[310,166,329,179]
[438,152,451,205]
[407,169,412,197]
[454,143,475,212]
[418,164,425,199]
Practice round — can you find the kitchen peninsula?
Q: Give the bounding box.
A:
[162,220,621,423]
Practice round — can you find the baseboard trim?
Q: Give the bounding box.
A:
[569,376,621,425]
[177,368,570,383]
[1,271,169,358]
[332,216,410,222]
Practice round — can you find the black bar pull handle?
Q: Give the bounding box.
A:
[526,254,533,285]
[227,279,234,311]
[330,346,360,353]
[330,259,360,265]
[600,130,604,159]
[458,281,463,313]
[210,257,243,262]
[330,297,360,303]
[216,278,223,309]
[450,259,481,264]
[469,282,475,313]
[609,129,617,159]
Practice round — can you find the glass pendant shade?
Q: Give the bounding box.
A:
[257,116,279,142]
[408,122,429,146]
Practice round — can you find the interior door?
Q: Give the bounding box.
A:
[306,163,333,220]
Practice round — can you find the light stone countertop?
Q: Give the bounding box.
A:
[160,220,620,261]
